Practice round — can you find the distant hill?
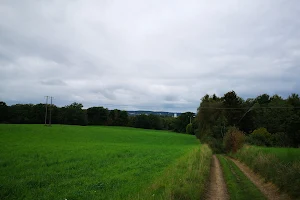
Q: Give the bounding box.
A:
[127,110,181,117]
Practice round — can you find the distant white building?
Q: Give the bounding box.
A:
[173,113,177,118]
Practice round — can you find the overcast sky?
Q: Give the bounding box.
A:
[0,0,299,112]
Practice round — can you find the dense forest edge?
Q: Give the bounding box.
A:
[197,91,300,149]
[0,101,194,134]
[1,90,300,148]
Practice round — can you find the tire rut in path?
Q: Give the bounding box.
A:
[205,155,229,200]
[228,157,292,200]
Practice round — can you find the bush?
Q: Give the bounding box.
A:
[201,135,224,154]
[271,132,290,147]
[247,127,272,146]
[223,127,245,153]
[186,123,193,134]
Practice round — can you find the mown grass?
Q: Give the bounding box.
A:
[232,145,300,198]
[0,124,204,200]
[217,155,266,200]
[135,144,212,200]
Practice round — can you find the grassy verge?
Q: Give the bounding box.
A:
[232,146,300,198]
[217,155,266,200]
[135,144,212,200]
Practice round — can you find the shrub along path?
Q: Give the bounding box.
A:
[228,157,292,200]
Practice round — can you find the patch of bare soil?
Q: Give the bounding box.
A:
[228,157,292,200]
[205,155,229,200]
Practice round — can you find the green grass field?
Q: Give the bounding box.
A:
[0,124,208,200]
[253,146,300,163]
[233,145,300,198]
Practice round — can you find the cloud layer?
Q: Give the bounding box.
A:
[1,0,300,112]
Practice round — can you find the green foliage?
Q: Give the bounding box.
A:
[174,112,195,133]
[87,106,109,125]
[247,128,292,147]
[0,124,201,200]
[161,117,176,130]
[218,155,266,200]
[201,136,224,154]
[6,103,55,124]
[253,95,293,134]
[186,123,193,134]
[223,127,245,153]
[148,114,163,130]
[255,94,270,104]
[107,109,129,126]
[196,91,300,147]
[135,114,151,129]
[60,102,87,125]
[211,115,227,139]
[270,132,290,147]
[131,114,165,130]
[196,97,224,139]
[2,102,131,128]
[127,116,136,127]
[223,91,244,126]
[247,128,272,146]
[285,114,300,147]
[119,110,129,126]
[0,101,8,123]
[233,146,300,198]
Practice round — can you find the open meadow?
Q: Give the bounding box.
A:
[0,124,211,200]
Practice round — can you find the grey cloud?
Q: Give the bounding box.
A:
[1,0,300,112]
[40,79,67,86]
[93,89,117,101]
[164,95,179,102]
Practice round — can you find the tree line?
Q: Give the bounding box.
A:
[0,101,195,134]
[195,91,300,149]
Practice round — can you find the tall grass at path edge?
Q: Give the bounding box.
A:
[232,145,300,198]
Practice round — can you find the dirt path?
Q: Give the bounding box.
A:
[228,157,291,200]
[205,155,229,200]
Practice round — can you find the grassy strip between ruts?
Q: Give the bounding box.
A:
[134,144,212,200]
[232,145,300,198]
[217,155,266,200]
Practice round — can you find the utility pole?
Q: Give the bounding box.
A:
[49,96,53,126]
[189,115,195,124]
[44,96,49,125]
